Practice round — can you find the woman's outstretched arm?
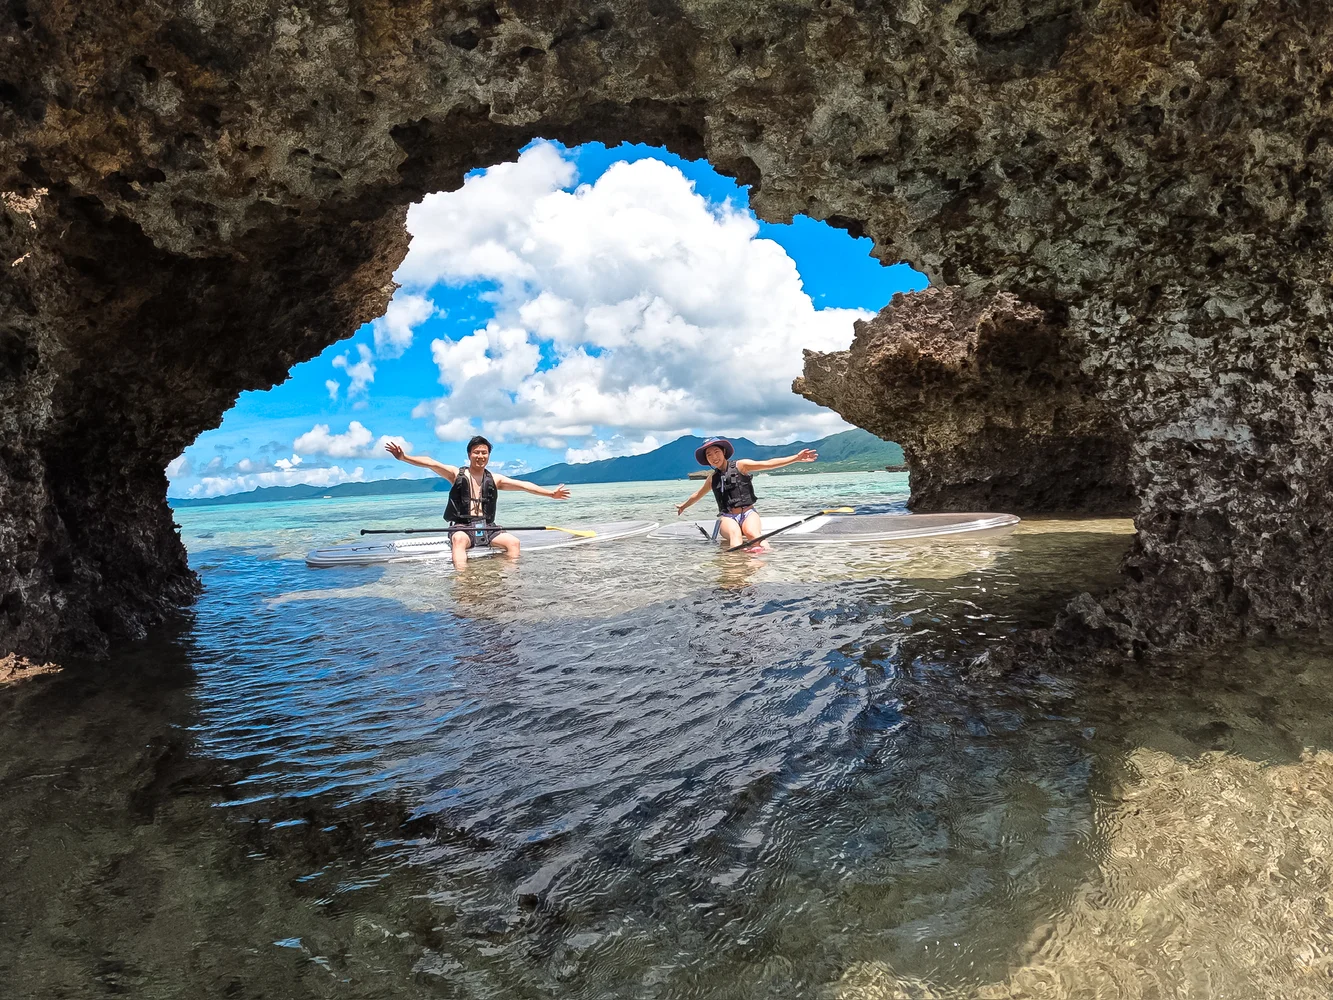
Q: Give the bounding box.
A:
[676,476,714,516]
[736,449,818,474]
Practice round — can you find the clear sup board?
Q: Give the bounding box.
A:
[648,512,1020,544]
[306,520,659,568]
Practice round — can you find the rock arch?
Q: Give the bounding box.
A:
[2,1,1331,660]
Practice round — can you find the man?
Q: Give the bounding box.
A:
[384,436,570,570]
[675,438,818,549]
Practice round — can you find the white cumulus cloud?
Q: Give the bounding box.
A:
[565,434,661,465]
[332,343,375,398]
[188,465,367,499]
[372,293,438,359]
[294,421,411,459]
[325,379,340,401]
[398,142,866,454]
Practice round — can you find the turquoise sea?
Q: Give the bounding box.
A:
[3,472,1332,998]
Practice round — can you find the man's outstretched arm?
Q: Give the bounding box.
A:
[384,441,458,481]
[495,475,571,500]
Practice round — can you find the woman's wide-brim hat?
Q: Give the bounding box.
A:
[695,438,734,465]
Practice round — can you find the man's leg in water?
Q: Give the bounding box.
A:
[451,530,473,571]
[490,531,521,560]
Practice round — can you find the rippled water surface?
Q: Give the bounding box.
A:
[4,473,1332,998]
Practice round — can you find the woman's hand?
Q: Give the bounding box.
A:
[794,448,818,463]
[550,485,571,500]
[676,502,689,516]
[384,441,407,461]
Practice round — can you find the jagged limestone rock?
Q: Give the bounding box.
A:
[2,1,1331,657]
[796,287,1136,514]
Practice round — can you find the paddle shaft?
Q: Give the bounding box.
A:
[723,507,854,552]
[360,525,589,536]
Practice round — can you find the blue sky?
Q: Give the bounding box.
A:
[168,141,926,498]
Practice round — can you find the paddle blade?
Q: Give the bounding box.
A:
[550,527,598,538]
[823,507,855,514]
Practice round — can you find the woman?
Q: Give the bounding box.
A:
[675,438,817,549]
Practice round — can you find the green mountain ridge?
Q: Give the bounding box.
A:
[169,429,903,508]
[523,429,902,485]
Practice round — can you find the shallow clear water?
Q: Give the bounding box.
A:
[3,473,1332,998]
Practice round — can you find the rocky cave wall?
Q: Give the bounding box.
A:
[797,286,1138,514]
[2,0,1332,662]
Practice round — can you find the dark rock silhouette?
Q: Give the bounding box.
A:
[2,2,1330,661]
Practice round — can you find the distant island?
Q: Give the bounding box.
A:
[170,429,904,508]
[170,476,453,508]
[522,429,903,485]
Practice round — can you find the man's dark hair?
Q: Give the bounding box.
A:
[466,435,493,455]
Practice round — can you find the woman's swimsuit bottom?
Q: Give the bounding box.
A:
[712,506,758,539]
[448,524,505,547]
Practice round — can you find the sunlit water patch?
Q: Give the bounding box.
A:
[2,474,1330,998]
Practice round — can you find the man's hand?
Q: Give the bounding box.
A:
[385,441,407,461]
[794,448,818,463]
[551,484,570,500]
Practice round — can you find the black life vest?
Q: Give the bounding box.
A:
[444,468,498,524]
[710,459,758,512]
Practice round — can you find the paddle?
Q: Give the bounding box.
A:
[360,525,597,538]
[723,507,854,553]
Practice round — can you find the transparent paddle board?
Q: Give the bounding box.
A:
[648,512,1020,544]
[306,520,659,568]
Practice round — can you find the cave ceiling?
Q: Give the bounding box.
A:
[2,0,1331,662]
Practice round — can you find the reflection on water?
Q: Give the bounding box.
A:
[1,475,1331,998]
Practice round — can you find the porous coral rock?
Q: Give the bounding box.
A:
[2,1,1331,658]
[797,287,1136,514]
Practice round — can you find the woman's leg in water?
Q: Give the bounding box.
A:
[717,515,744,549]
[739,509,767,549]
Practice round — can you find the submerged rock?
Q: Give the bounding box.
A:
[0,652,60,686]
[827,748,1333,1000]
[2,2,1331,658]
